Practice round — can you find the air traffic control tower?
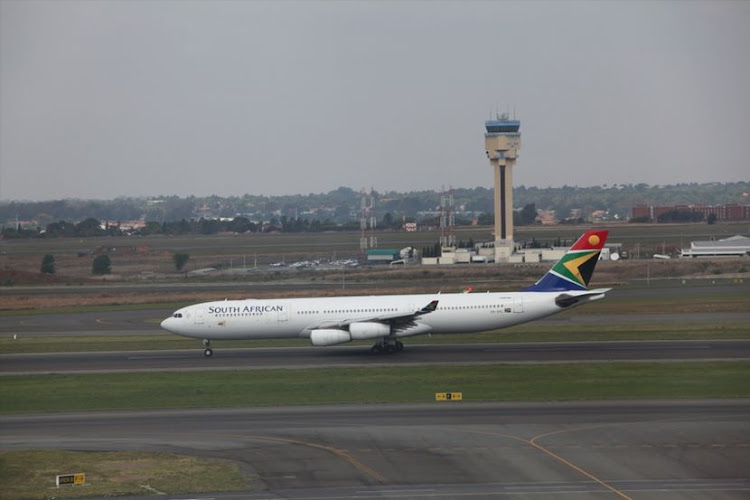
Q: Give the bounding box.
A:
[484,114,521,262]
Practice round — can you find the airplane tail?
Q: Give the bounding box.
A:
[524,230,609,292]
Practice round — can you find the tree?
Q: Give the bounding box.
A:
[75,217,103,237]
[228,216,255,233]
[92,254,111,275]
[45,220,76,237]
[381,212,395,229]
[173,252,190,271]
[516,203,538,226]
[139,220,163,235]
[477,213,494,225]
[199,217,220,235]
[707,213,717,225]
[40,254,55,274]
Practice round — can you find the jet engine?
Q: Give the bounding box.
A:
[349,322,391,340]
[310,329,351,346]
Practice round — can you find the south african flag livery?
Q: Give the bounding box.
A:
[525,230,608,292]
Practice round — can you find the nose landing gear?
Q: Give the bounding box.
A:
[203,339,213,357]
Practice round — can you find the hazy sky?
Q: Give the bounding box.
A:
[1,0,749,201]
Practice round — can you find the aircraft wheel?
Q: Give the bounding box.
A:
[204,348,213,357]
[396,341,403,352]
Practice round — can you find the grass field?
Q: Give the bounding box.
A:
[1,222,748,288]
[0,450,252,500]
[2,362,749,414]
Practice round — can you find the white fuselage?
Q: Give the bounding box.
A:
[160,291,577,342]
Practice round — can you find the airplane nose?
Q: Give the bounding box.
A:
[160,317,174,332]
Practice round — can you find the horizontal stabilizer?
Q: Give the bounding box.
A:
[555,288,610,308]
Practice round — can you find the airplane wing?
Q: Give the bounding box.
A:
[313,299,439,330]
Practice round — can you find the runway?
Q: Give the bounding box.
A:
[2,400,749,499]
[3,340,750,375]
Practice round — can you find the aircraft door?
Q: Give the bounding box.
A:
[513,296,524,313]
[194,307,205,324]
[278,305,288,322]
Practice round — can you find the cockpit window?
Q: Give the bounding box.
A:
[173,313,183,318]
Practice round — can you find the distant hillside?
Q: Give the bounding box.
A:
[2,182,748,227]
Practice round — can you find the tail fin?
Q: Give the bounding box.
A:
[525,230,608,292]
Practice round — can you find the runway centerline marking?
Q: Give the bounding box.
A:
[482,345,712,353]
[127,355,196,360]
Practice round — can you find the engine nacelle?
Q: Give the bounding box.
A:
[310,329,351,346]
[349,322,391,340]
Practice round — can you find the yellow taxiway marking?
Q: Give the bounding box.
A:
[465,410,750,500]
[166,430,388,484]
[464,428,632,500]
[136,428,387,485]
[241,433,387,484]
[528,431,632,500]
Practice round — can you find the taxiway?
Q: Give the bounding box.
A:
[2,400,749,499]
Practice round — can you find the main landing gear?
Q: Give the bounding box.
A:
[203,339,213,357]
[371,337,403,354]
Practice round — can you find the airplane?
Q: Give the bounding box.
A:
[161,230,610,356]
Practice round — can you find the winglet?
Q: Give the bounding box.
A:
[418,300,439,315]
[525,230,609,292]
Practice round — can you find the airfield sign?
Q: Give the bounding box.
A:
[56,473,85,487]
